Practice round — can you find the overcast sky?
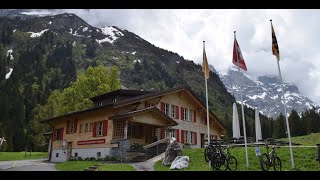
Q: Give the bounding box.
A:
[30,9,320,105]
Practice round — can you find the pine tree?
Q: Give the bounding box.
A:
[288,109,301,136]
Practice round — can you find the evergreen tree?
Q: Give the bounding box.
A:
[288,109,301,136]
[273,113,286,138]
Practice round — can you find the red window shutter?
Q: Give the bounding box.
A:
[161,102,165,112]
[176,106,179,119]
[176,129,180,142]
[194,110,197,123]
[204,116,207,125]
[53,129,56,141]
[60,128,64,140]
[103,120,108,136]
[74,119,78,133]
[160,128,164,139]
[180,107,184,120]
[93,122,97,137]
[194,132,197,145]
[181,130,184,143]
[66,120,70,134]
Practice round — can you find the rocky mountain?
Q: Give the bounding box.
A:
[0,11,241,150]
[217,67,319,118]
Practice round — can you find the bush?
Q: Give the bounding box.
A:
[130,143,143,150]
[104,155,111,161]
[89,157,96,161]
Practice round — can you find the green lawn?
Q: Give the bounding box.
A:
[98,164,135,171]
[0,152,48,161]
[56,161,136,171]
[155,146,320,171]
[280,133,320,146]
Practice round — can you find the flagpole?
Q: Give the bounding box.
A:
[234,31,249,170]
[203,41,211,168]
[270,19,294,169]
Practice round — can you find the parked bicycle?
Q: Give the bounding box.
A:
[260,144,282,171]
[210,145,238,171]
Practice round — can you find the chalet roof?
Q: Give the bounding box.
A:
[109,106,178,126]
[89,89,152,102]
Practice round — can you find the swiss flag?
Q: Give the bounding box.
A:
[232,38,247,71]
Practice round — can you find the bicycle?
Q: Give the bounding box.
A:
[210,145,238,171]
[204,143,216,162]
[260,144,282,171]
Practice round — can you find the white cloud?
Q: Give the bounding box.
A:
[26,9,320,105]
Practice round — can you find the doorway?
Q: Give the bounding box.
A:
[67,142,72,159]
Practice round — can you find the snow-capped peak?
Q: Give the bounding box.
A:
[96,26,124,45]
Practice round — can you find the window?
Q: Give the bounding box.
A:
[56,153,59,157]
[55,128,62,141]
[164,103,169,115]
[69,120,75,133]
[164,129,167,138]
[89,123,93,132]
[113,120,125,139]
[183,131,194,144]
[184,131,188,143]
[98,102,103,106]
[74,153,78,158]
[189,132,194,144]
[183,108,188,121]
[127,123,139,138]
[171,104,176,118]
[188,109,193,122]
[97,121,103,136]
[155,128,160,141]
[79,124,83,133]
[97,152,101,157]
[112,98,117,103]
[171,130,176,139]
[85,123,88,132]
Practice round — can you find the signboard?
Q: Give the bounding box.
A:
[255,147,261,156]
[77,139,105,145]
[110,142,119,148]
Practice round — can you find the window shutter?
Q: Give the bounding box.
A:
[160,128,164,139]
[93,122,97,137]
[181,130,184,143]
[194,110,197,123]
[175,106,179,119]
[161,102,165,112]
[204,116,207,125]
[74,119,78,133]
[194,132,197,145]
[60,128,64,140]
[176,129,180,143]
[103,120,108,136]
[180,107,184,120]
[66,120,70,134]
[53,129,56,141]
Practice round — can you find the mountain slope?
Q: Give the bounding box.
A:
[218,67,319,117]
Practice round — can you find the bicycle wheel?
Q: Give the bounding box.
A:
[219,155,228,171]
[227,156,238,171]
[204,146,210,162]
[210,153,221,171]
[273,156,282,171]
[260,153,270,171]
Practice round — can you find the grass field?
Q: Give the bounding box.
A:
[155,133,320,171]
[56,161,136,171]
[0,152,48,161]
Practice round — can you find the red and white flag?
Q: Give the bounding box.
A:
[232,38,247,71]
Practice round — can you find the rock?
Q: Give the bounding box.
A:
[170,156,189,170]
[162,137,182,166]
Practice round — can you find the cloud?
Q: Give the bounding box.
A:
[27,9,320,105]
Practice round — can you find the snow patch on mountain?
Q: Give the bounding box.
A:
[28,29,49,38]
[5,68,13,79]
[96,26,124,45]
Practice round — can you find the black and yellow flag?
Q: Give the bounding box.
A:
[202,44,210,79]
[271,20,280,61]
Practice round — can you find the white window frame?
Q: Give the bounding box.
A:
[164,103,169,115]
[69,120,74,133]
[171,104,176,118]
[171,130,176,139]
[188,109,193,122]
[184,131,188,143]
[97,121,103,136]
[183,108,188,121]
[98,102,103,106]
[113,98,117,103]
[189,131,194,144]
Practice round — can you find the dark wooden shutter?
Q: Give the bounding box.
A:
[93,122,97,137]
[60,128,64,140]
[103,120,108,136]
[66,120,70,134]
[160,128,164,139]
[176,129,180,142]
[161,102,165,112]
[181,130,185,143]
[204,116,207,125]
[194,110,197,123]
[194,132,197,145]
[180,107,184,120]
[74,119,78,133]
[175,106,179,119]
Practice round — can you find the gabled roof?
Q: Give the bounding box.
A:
[90,89,151,101]
[109,106,178,126]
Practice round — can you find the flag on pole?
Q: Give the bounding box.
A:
[271,21,280,61]
[232,38,247,71]
[202,46,210,79]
